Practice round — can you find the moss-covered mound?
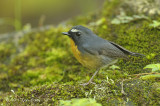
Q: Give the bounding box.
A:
[0,0,160,105]
[2,79,160,105]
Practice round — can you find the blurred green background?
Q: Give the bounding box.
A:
[0,0,104,34]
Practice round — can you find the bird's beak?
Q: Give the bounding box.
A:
[62,32,70,36]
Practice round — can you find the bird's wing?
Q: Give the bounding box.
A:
[82,39,128,59]
[109,41,145,57]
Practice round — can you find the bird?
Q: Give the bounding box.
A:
[62,25,144,85]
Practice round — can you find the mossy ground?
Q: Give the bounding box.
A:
[0,0,160,105]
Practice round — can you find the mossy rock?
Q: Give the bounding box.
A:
[1,79,160,105]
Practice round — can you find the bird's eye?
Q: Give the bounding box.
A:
[76,32,81,36]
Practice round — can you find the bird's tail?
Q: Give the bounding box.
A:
[129,52,145,57]
[109,41,145,57]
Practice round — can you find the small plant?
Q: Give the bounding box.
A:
[149,20,160,29]
[140,63,160,80]
[143,63,160,72]
[59,98,102,106]
[109,65,120,70]
[111,13,149,25]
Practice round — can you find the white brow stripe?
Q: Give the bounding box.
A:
[71,29,79,32]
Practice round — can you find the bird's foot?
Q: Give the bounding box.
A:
[79,81,96,86]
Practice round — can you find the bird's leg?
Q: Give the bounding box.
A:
[80,68,100,86]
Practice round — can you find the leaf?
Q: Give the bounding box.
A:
[111,14,148,25]
[149,20,160,28]
[141,74,160,80]
[144,64,160,72]
[111,18,121,24]
[59,98,102,106]
[133,15,149,19]
[109,65,120,70]
[95,17,106,25]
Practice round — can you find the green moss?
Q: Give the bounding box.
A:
[59,98,102,106]
[3,84,87,105]
[2,78,159,105]
[0,43,16,63]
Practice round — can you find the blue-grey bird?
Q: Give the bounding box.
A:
[62,25,144,85]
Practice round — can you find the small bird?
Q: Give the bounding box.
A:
[62,25,144,85]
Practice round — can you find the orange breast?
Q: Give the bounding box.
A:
[70,39,82,63]
[70,39,102,69]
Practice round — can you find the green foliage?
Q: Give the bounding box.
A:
[149,20,160,28]
[0,43,16,62]
[146,53,156,60]
[144,63,160,72]
[141,63,160,80]
[141,74,160,80]
[59,98,102,106]
[109,65,120,70]
[94,17,106,26]
[111,14,149,25]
